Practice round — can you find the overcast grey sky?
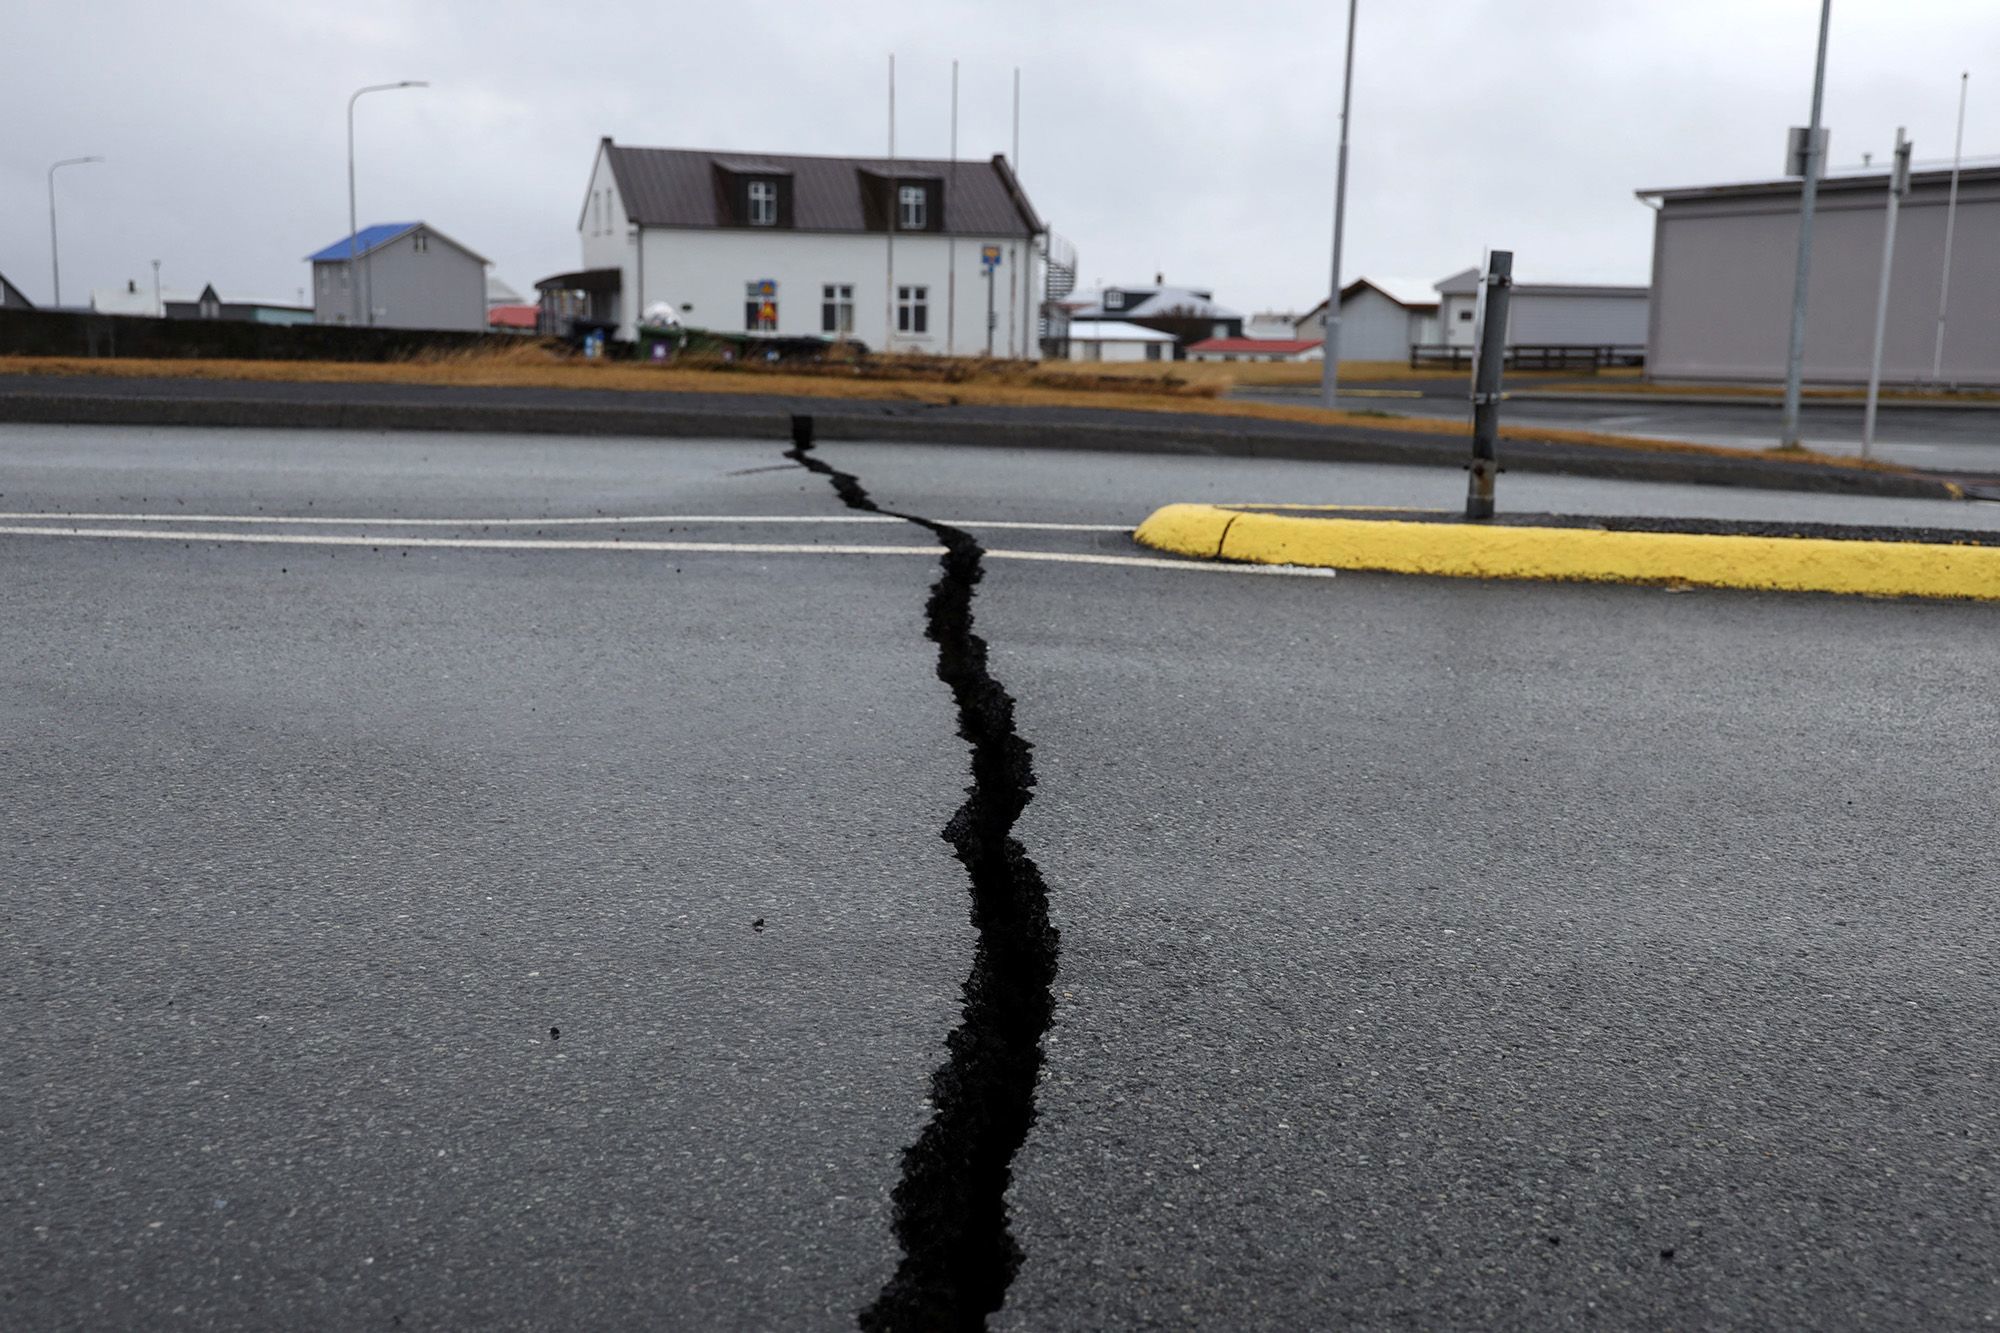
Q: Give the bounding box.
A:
[4,1,1995,314]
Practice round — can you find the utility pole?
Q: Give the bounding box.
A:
[1931,71,1969,384]
[1862,129,1911,457]
[1318,0,1359,410]
[885,54,897,354]
[151,259,162,317]
[947,58,958,357]
[1779,0,1833,449]
[1465,250,1513,520]
[47,156,104,308]
[1010,67,1022,358]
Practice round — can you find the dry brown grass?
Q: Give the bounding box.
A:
[0,348,1914,475]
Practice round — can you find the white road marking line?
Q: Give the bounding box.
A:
[0,511,1132,533]
[0,525,1335,577]
[0,526,931,556]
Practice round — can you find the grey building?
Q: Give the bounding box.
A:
[1639,165,1999,386]
[308,222,489,330]
[1434,268,1649,350]
[1296,279,1441,361]
[1,271,33,309]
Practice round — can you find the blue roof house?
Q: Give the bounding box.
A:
[308,222,489,330]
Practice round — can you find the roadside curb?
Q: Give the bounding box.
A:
[1133,503,2000,602]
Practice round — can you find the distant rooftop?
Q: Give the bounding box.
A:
[1637,158,2000,203]
[1066,284,1243,321]
[1067,320,1176,342]
[307,222,421,263]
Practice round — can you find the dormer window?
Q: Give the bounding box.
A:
[748,180,778,226]
[898,184,927,230]
[1104,289,1124,312]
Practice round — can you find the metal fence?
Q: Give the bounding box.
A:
[1409,343,1645,372]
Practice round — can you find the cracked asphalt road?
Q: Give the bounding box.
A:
[5,423,1998,1330]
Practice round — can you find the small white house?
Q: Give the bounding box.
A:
[307,222,490,330]
[1063,320,1179,362]
[564,138,1044,357]
[1246,311,1303,340]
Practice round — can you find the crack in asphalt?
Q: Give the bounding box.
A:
[782,415,1061,1331]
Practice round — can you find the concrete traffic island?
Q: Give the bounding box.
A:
[1133,503,2000,601]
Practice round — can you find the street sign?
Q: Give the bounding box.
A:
[980,245,1002,272]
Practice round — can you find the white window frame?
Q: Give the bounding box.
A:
[748,180,778,227]
[897,284,929,335]
[822,283,854,336]
[898,185,927,230]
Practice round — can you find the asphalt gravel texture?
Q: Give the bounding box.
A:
[5,424,1998,1330]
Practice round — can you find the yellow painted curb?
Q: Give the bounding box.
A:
[1132,504,2000,602]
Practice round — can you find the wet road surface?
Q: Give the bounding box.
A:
[5,425,1997,1329]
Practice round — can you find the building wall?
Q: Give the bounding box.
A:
[581,147,636,329]
[1510,291,1649,345]
[359,232,488,331]
[312,260,356,324]
[1067,337,1165,363]
[631,227,1041,356]
[1439,291,1480,347]
[1649,176,2000,385]
[1335,287,1418,361]
[1438,288,1647,348]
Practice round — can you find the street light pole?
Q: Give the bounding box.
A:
[1931,71,1969,385]
[1318,0,1359,410]
[1862,129,1911,457]
[347,81,428,327]
[1779,0,1833,449]
[47,155,105,308]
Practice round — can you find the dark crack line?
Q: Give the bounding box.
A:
[783,415,1060,1332]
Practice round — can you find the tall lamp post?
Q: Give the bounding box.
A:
[347,80,428,326]
[48,156,105,308]
[1779,0,1833,449]
[1318,0,1359,410]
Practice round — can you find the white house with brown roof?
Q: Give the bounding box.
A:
[567,137,1044,356]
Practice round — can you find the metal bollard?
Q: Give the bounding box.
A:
[791,413,814,449]
[1466,250,1513,521]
